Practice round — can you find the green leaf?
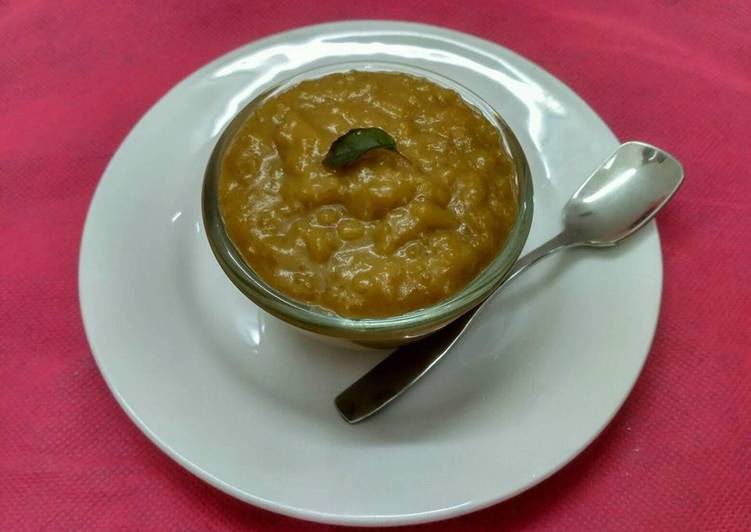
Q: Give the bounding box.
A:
[323,127,398,168]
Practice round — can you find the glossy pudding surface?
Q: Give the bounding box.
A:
[218,71,518,318]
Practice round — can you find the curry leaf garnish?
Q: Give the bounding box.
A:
[323,127,398,168]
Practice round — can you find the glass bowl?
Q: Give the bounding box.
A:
[202,62,533,347]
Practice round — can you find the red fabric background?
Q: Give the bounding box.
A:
[2,1,750,530]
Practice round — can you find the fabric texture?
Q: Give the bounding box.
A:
[1,1,750,530]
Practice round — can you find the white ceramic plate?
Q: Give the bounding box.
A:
[79,21,661,526]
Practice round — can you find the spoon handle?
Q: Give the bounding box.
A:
[499,231,573,286]
[335,232,573,424]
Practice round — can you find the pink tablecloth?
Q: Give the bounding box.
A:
[2,1,750,529]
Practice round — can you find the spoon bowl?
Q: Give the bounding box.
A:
[564,142,683,246]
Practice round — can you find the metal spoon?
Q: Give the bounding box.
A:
[335,141,684,424]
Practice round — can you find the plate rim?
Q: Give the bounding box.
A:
[78,19,663,526]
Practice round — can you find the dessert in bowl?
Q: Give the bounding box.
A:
[203,63,532,346]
